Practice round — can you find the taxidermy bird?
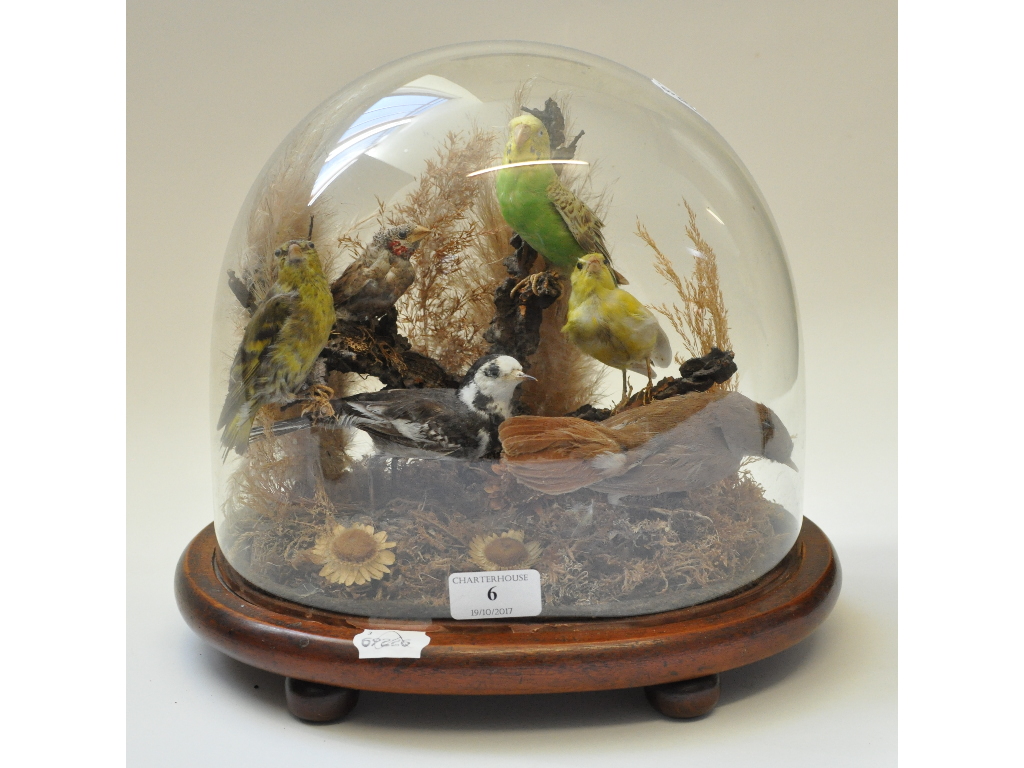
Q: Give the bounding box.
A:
[218,239,335,457]
[562,253,672,402]
[251,354,534,460]
[495,113,624,292]
[332,224,431,321]
[499,390,796,499]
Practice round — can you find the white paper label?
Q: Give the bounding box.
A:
[352,629,431,659]
[448,569,542,620]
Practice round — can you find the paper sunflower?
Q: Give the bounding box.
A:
[469,530,541,571]
[309,523,397,586]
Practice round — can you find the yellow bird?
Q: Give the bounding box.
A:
[218,239,335,456]
[562,253,672,402]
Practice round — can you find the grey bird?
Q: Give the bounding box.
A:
[499,390,795,499]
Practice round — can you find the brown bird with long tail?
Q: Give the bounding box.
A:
[498,391,795,500]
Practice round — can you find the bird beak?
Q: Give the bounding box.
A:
[513,123,530,149]
[407,225,432,243]
[515,371,536,381]
[784,459,798,471]
[286,243,305,263]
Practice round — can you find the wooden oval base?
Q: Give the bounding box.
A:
[176,519,839,721]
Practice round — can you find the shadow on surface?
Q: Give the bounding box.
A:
[197,642,288,712]
[718,632,821,707]
[193,628,823,730]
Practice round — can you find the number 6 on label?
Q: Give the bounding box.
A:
[447,569,542,620]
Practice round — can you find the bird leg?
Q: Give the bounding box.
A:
[510,270,561,301]
[642,359,655,405]
[612,370,635,412]
[301,384,336,420]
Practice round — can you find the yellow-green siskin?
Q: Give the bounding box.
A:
[562,253,672,400]
[495,114,621,281]
[218,239,335,456]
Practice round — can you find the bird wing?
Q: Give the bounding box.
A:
[547,180,609,259]
[331,252,385,307]
[338,391,465,454]
[547,181,629,284]
[217,291,297,429]
[593,408,742,495]
[500,416,624,459]
[652,323,673,368]
[499,416,631,494]
[602,290,671,373]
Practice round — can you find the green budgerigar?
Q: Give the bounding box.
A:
[218,239,335,456]
[495,113,622,284]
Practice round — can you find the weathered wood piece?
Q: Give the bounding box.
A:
[320,308,458,390]
[522,97,585,164]
[565,348,739,421]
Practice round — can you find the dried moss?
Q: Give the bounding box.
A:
[220,450,797,618]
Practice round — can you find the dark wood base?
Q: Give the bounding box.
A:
[176,518,839,722]
[645,674,721,719]
[285,678,360,723]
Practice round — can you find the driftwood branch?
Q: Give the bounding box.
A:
[565,348,739,421]
[522,98,584,172]
[227,270,255,312]
[484,235,562,366]
[319,308,458,390]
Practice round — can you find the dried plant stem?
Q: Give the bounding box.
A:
[639,200,736,390]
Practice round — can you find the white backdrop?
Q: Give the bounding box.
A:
[128,2,896,765]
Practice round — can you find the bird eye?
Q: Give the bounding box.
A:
[575,262,583,270]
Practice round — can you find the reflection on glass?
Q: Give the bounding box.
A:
[309,90,448,204]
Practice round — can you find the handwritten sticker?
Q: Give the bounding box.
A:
[448,570,542,620]
[352,629,431,659]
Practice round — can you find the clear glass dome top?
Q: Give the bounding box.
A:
[211,41,803,619]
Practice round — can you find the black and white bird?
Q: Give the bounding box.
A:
[251,354,534,459]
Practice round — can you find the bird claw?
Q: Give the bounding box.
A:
[510,271,562,302]
[301,384,336,420]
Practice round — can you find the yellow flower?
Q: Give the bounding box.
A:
[469,530,541,571]
[309,523,397,586]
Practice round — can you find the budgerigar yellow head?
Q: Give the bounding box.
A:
[504,114,552,164]
[570,253,617,292]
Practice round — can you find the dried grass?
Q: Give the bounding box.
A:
[234,116,344,310]
[384,130,499,373]
[639,200,735,390]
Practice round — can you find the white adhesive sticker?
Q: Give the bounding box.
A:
[352,629,431,659]
[448,569,542,620]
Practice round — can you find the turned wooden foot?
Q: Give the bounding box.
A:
[285,678,360,723]
[645,674,720,719]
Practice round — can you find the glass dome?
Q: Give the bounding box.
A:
[210,41,804,619]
